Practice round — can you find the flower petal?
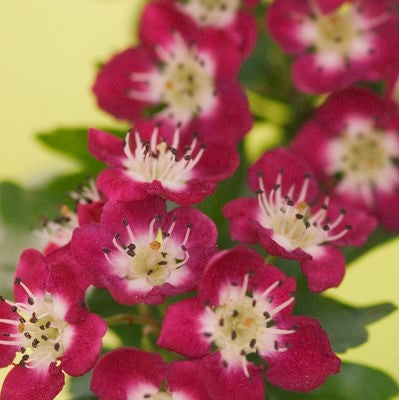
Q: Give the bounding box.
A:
[300,245,346,292]
[265,316,340,392]
[158,297,210,358]
[91,348,166,400]
[61,313,107,376]
[1,364,65,400]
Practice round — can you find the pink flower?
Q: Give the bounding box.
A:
[0,249,107,400]
[88,122,239,205]
[266,0,399,94]
[292,87,399,231]
[140,0,259,59]
[223,148,377,292]
[91,347,212,400]
[36,180,105,256]
[158,247,341,397]
[93,27,251,144]
[71,196,217,305]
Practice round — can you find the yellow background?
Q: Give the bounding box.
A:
[0,1,397,399]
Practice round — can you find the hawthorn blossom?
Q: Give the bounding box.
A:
[69,178,106,226]
[140,0,259,59]
[36,180,105,255]
[292,87,399,231]
[93,26,251,144]
[223,148,377,292]
[0,249,106,400]
[158,247,340,398]
[267,0,399,93]
[88,122,239,205]
[91,348,212,400]
[71,196,217,305]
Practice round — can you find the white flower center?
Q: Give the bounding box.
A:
[122,126,205,189]
[256,172,351,253]
[0,279,67,370]
[298,1,389,67]
[69,178,102,205]
[128,33,216,125]
[177,0,241,27]
[201,275,295,377]
[35,205,79,248]
[103,216,191,292]
[150,393,173,400]
[327,121,399,205]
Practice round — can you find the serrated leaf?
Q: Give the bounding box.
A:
[295,294,396,353]
[267,362,399,400]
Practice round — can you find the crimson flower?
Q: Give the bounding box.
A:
[158,247,340,399]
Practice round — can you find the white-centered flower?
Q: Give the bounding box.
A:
[177,0,241,28]
[128,33,217,125]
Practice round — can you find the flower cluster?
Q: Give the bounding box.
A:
[2,0,398,399]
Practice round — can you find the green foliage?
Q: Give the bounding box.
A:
[267,363,399,400]
[36,127,125,174]
[295,294,396,353]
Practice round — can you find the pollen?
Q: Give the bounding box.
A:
[150,240,161,250]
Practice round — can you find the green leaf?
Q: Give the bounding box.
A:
[0,181,38,228]
[87,288,142,348]
[342,227,397,265]
[267,362,399,400]
[69,372,96,400]
[295,294,396,353]
[36,127,125,173]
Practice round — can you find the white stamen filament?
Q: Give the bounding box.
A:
[257,175,349,252]
[123,127,205,189]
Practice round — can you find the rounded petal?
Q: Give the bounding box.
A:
[322,199,377,247]
[14,249,48,303]
[300,245,346,292]
[157,297,210,358]
[223,197,261,244]
[266,0,313,54]
[46,246,92,321]
[265,316,340,392]
[315,87,393,134]
[77,201,105,226]
[292,53,352,94]
[96,167,151,202]
[167,360,212,400]
[198,247,296,318]
[198,353,265,400]
[291,121,332,183]
[93,46,156,122]
[0,301,19,368]
[375,190,399,232]
[1,364,65,400]
[139,2,242,79]
[247,148,319,202]
[91,348,166,400]
[100,197,167,243]
[88,128,124,166]
[167,206,217,248]
[191,80,252,145]
[61,313,107,376]
[70,223,115,288]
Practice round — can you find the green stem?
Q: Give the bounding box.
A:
[105,313,160,329]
